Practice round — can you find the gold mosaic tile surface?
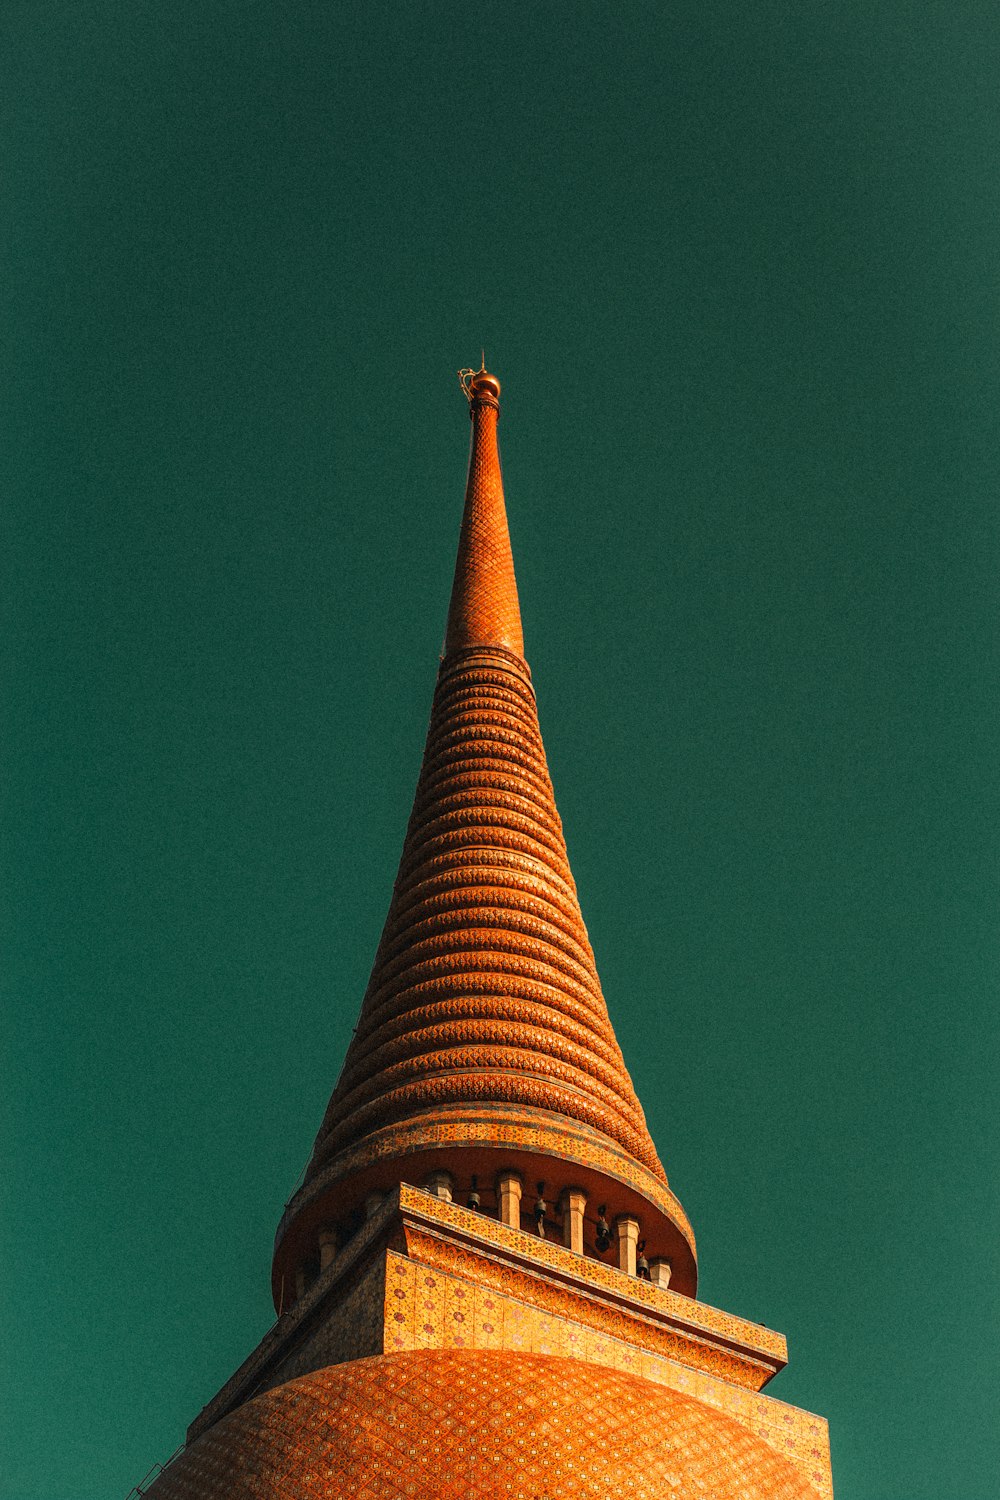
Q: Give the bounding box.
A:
[384,1249,831,1499]
[148,1349,824,1500]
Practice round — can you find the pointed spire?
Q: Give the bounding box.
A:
[272,366,696,1308]
[445,363,524,658]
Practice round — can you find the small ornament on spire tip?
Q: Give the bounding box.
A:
[458,356,501,407]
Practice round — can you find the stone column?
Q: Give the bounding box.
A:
[294,1266,308,1301]
[560,1187,587,1254]
[365,1190,386,1219]
[496,1169,524,1229]
[649,1258,673,1289]
[318,1226,338,1270]
[424,1170,454,1202]
[614,1215,640,1277]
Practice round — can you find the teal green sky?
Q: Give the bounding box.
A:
[4,4,999,1497]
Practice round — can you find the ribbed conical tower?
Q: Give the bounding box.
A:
[147,365,834,1500]
[272,365,696,1303]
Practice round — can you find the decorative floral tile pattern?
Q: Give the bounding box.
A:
[404,1187,770,1359]
[396,1233,768,1389]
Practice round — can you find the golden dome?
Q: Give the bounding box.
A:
[147,1350,823,1499]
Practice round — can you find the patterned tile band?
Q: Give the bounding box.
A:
[399,1232,771,1391]
[280,1108,696,1261]
[402,1187,761,1357]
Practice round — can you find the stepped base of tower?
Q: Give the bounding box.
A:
[163,1185,832,1499]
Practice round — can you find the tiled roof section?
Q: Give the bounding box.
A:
[444,373,523,656]
[148,1349,824,1500]
[308,368,666,1187]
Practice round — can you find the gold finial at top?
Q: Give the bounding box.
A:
[458,358,501,407]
